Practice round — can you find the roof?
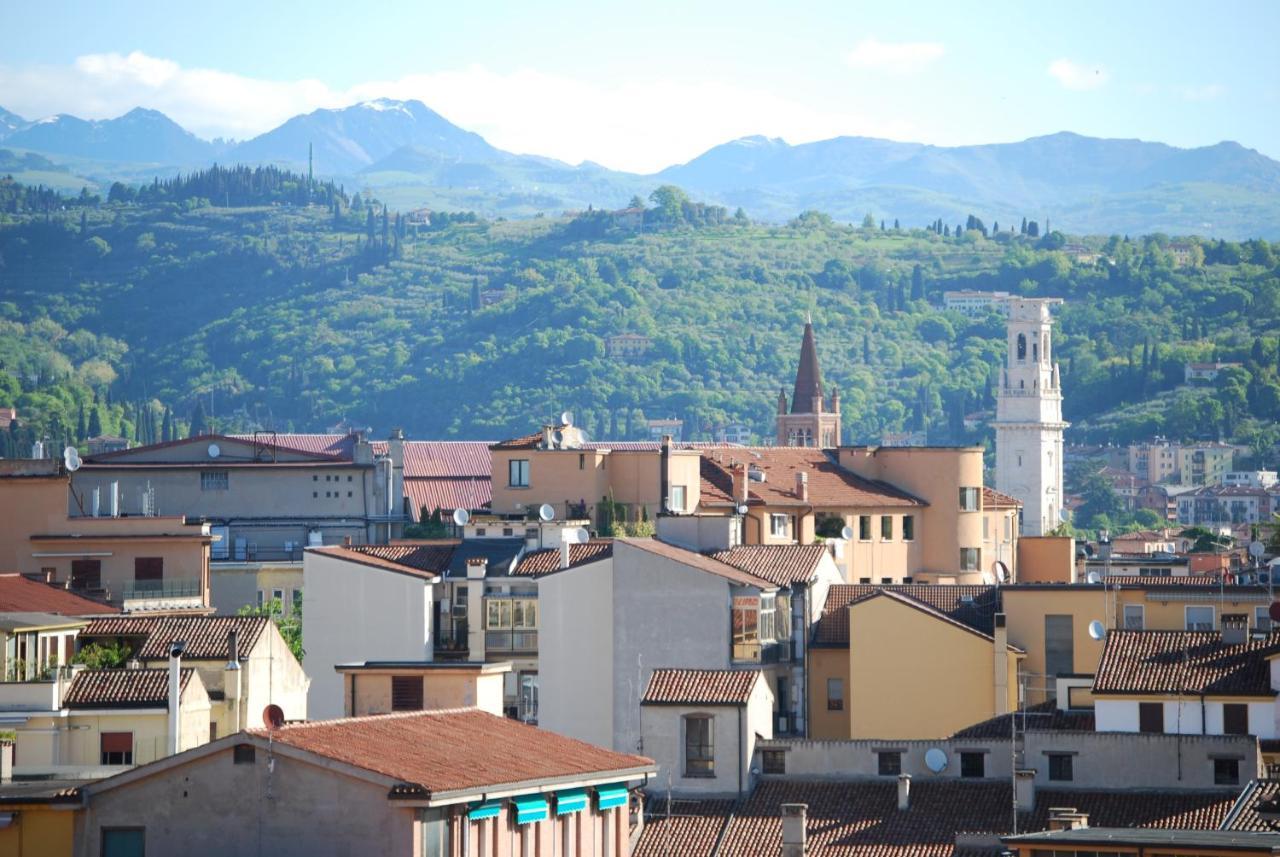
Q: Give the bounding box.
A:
[246,708,654,797]
[982,487,1022,508]
[1093,630,1280,697]
[951,700,1095,739]
[1004,828,1280,848]
[316,543,456,579]
[834,589,1022,650]
[633,800,736,857]
[78,615,271,660]
[705,545,829,588]
[490,431,545,451]
[791,321,825,413]
[641,669,762,706]
[0,779,88,805]
[617,538,776,589]
[0,612,90,632]
[1220,779,1280,831]
[85,433,344,463]
[404,477,491,516]
[511,541,613,576]
[815,584,1000,647]
[0,573,119,615]
[63,667,194,708]
[701,447,924,510]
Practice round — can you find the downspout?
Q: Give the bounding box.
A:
[738,704,744,800]
[803,585,812,738]
[360,468,369,544]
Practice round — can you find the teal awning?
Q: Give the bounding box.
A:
[512,794,549,825]
[555,788,588,815]
[468,800,502,821]
[595,784,628,811]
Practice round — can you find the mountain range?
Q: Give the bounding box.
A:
[2,99,1279,237]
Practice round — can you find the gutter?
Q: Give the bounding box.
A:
[407,766,657,806]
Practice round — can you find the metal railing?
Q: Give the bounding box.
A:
[433,628,469,655]
[484,630,538,652]
[123,580,202,601]
[212,546,304,563]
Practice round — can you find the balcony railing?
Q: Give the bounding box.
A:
[212,546,304,563]
[123,580,203,601]
[485,630,539,652]
[434,628,469,655]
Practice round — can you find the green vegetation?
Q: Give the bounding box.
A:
[72,640,133,669]
[1,171,1279,467]
[238,599,303,661]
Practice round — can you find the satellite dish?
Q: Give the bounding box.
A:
[262,704,285,730]
[207,443,221,459]
[1251,541,1267,559]
[538,503,555,522]
[573,527,590,544]
[924,748,948,773]
[1088,620,1106,641]
[736,504,750,515]
[1086,571,1102,585]
[63,446,82,472]
[453,508,470,527]
[551,430,564,448]
[841,525,855,541]
[1268,602,1280,624]
[992,561,1009,584]
[560,411,573,427]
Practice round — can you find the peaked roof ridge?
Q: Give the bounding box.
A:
[620,537,777,589]
[86,432,348,462]
[250,706,482,735]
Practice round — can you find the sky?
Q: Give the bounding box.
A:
[1,0,1277,173]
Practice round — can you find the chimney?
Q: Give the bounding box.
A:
[795,471,808,502]
[1047,808,1088,831]
[993,613,1009,715]
[897,773,911,811]
[780,803,807,856]
[343,535,353,547]
[733,462,749,508]
[43,567,55,584]
[660,435,672,513]
[1222,613,1248,646]
[1014,769,1036,813]
[225,629,242,731]
[0,739,12,784]
[167,640,186,756]
[466,556,488,579]
[543,425,555,449]
[560,537,572,570]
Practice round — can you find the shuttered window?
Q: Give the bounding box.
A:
[71,559,101,590]
[134,557,163,582]
[392,676,424,711]
[1139,702,1163,733]
[1224,704,1249,735]
[101,732,133,765]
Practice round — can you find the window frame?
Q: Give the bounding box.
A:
[101,827,146,857]
[880,515,893,541]
[1123,604,1145,630]
[391,675,425,712]
[858,515,871,541]
[762,749,786,775]
[959,751,985,779]
[1185,605,1215,632]
[902,515,915,542]
[769,514,788,538]
[683,714,715,778]
[1047,753,1073,782]
[877,751,902,776]
[1214,757,1241,786]
[200,470,229,491]
[508,459,530,488]
[959,547,980,572]
[826,677,844,711]
[1223,703,1249,736]
[958,487,980,512]
[100,731,133,766]
[1139,702,1164,734]
[670,485,687,513]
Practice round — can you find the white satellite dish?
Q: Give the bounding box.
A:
[560,411,573,427]
[63,446,82,472]
[841,525,854,541]
[452,508,470,527]
[1250,541,1266,559]
[572,527,590,544]
[992,561,1008,584]
[924,748,948,773]
[1085,571,1102,585]
[735,504,750,515]
[1088,620,1106,641]
[538,503,555,522]
[207,443,221,459]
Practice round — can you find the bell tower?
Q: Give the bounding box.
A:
[776,320,841,447]
[994,298,1068,535]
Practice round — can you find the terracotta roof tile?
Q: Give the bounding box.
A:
[951,700,1095,739]
[63,667,193,708]
[633,799,733,857]
[642,669,761,705]
[982,487,1021,508]
[405,478,492,516]
[308,544,454,579]
[1093,630,1280,697]
[618,538,776,589]
[511,541,613,577]
[79,615,271,660]
[815,584,1000,646]
[706,545,829,588]
[1220,779,1280,831]
[247,708,654,796]
[490,432,544,450]
[0,574,119,615]
[700,448,923,509]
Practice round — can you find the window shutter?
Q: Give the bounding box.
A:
[391,676,424,711]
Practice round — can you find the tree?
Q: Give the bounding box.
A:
[73,640,132,669]
[87,406,102,438]
[76,404,86,441]
[861,213,876,229]
[648,185,689,224]
[627,195,645,210]
[1076,468,1124,528]
[188,401,208,437]
[910,264,924,301]
[238,599,303,661]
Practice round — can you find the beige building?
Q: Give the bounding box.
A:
[335,660,510,717]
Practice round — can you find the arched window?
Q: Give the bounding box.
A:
[684,714,714,776]
[1016,334,1027,361]
[1032,340,1039,361]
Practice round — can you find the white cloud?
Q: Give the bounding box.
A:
[1047,59,1109,91]
[0,52,918,173]
[1182,84,1226,101]
[844,38,945,74]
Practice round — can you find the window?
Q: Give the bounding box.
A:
[1224,704,1249,736]
[770,514,788,538]
[421,808,452,857]
[210,721,217,741]
[982,516,990,540]
[201,470,229,491]
[1215,757,1241,785]
[1047,753,1073,782]
[959,548,980,572]
[684,715,714,777]
[292,589,303,615]
[508,459,530,488]
[877,751,902,776]
[959,487,980,511]
[100,732,133,765]
[133,557,163,585]
[579,453,585,470]
[880,577,893,584]
[1123,604,1145,630]
[858,515,871,540]
[1256,606,1272,632]
[1186,606,1214,631]
[902,515,915,541]
[271,589,285,614]
[670,485,687,512]
[71,559,101,591]
[960,752,985,778]
[234,744,256,764]
[1016,333,1027,360]
[880,516,893,540]
[762,749,786,774]
[101,828,145,857]
[826,678,844,711]
[1045,615,1075,679]
[1139,702,1163,733]
[392,676,424,711]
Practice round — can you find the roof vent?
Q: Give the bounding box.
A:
[748,466,767,483]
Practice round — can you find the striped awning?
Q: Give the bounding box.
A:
[512,794,549,825]
[468,800,502,821]
[555,788,588,815]
[595,784,628,811]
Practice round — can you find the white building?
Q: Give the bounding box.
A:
[943,290,1011,318]
[994,298,1068,536]
[1224,471,1279,490]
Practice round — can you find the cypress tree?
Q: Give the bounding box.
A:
[76,404,87,441]
[88,407,102,438]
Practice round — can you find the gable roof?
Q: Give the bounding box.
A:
[982,487,1022,508]
[616,538,776,589]
[1093,630,1280,697]
[642,669,762,706]
[951,700,1095,739]
[1220,779,1280,831]
[700,448,924,509]
[512,541,613,577]
[84,433,344,464]
[63,667,194,708]
[78,615,271,660]
[838,588,1023,650]
[0,573,119,615]
[314,543,455,579]
[705,545,829,588]
[246,708,654,797]
[815,584,1000,647]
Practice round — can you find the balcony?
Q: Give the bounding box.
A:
[122,579,204,611]
[484,630,539,653]
[433,628,469,658]
[212,545,304,564]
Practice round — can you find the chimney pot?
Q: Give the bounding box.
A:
[897,773,911,811]
[1222,614,1248,646]
[343,535,352,547]
[780,803,807,856]
[795,471,809,502]
[560,538,572,570]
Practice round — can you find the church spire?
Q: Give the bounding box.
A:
[791,320,825,414]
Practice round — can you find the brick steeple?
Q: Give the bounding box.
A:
[791,320,825,414]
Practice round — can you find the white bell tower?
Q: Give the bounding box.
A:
[994,298,1068,536]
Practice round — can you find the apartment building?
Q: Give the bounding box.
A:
[1178,485,1272,526]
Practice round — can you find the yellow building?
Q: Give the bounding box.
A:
[0,753,80,857]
